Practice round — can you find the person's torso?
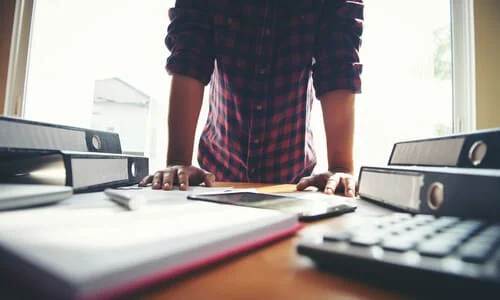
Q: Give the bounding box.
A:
[199,0,323,183]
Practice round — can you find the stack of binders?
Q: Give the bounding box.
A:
[0,116,149,192]
[357,128,500,220]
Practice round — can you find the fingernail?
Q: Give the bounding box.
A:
[180,183,186,189]
[163,183,170,189]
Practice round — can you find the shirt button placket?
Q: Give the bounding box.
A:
[249,6,274,181]
[249,100,265,181]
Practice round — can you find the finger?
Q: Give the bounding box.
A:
[177,168,190,191]
[138,174,153,187]
[324,174,340,195]
[203,172,216,187]
[187,168,207,186]
[162,169,175,191]
[152,172,164,190]
[296,176,315,191]
[343,177,356,197]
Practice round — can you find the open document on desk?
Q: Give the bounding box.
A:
[0,187,300,300]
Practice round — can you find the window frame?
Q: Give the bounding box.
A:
[4,0,33,117]
[451,0,476,132]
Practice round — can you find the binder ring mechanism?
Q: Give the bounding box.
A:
[468,140,487,166]
[427,182,444,210]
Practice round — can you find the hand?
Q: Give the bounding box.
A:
[296,171,357,197]
[138,165,215,191]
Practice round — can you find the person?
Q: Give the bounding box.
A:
[139,0,364,197]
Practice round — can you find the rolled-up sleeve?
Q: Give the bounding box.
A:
[312,0,364,97]
[165,0,214,85]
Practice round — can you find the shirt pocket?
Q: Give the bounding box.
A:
[275,9,321,71]
[212,8,257,76]
[213,13,242,55]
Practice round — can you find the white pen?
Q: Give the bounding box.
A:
[104,188,147,211]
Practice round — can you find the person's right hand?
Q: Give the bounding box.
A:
[138,165,215,191]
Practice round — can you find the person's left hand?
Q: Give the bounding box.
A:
[296,171,357,197]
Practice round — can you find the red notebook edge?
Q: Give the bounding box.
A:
[80,223,304,300]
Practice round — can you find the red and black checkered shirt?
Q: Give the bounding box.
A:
[166,0,363,183]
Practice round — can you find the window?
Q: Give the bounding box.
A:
[22,0,172,170]
[9,0,473,177]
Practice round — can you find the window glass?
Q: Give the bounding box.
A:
[24,0,452,176]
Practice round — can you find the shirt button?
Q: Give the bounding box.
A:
[249,168,256,175]
[227,18,233,24]
[265,28,271,36]
[258,68,267,75]
[252,139,260,144]
[256,104,263,111]
[300,15,305,20]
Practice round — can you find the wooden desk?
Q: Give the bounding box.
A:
[138,182,410,300]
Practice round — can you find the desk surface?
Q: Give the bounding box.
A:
[138,182,410,300]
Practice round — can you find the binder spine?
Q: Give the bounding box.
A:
[359,166,500,220]
[0,149,149,193]
[0,116,122,153]
[417,170,499,219]
[67,152,149,193]
[388,128,500,169]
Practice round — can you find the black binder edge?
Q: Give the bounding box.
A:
[0,116,122,153]
[387,127,500,169]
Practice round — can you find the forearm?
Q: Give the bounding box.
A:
[167,74,205,165]
[320,90,355,174]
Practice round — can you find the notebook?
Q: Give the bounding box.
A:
[0,183,73,210]
[0,187,300,299]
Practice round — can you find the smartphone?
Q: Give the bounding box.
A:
[187,191,357,221]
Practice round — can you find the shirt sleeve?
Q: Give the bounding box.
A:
[312,0,364,98]
[165,0,214,85]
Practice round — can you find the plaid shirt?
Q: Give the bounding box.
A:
[166,0,363,183]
